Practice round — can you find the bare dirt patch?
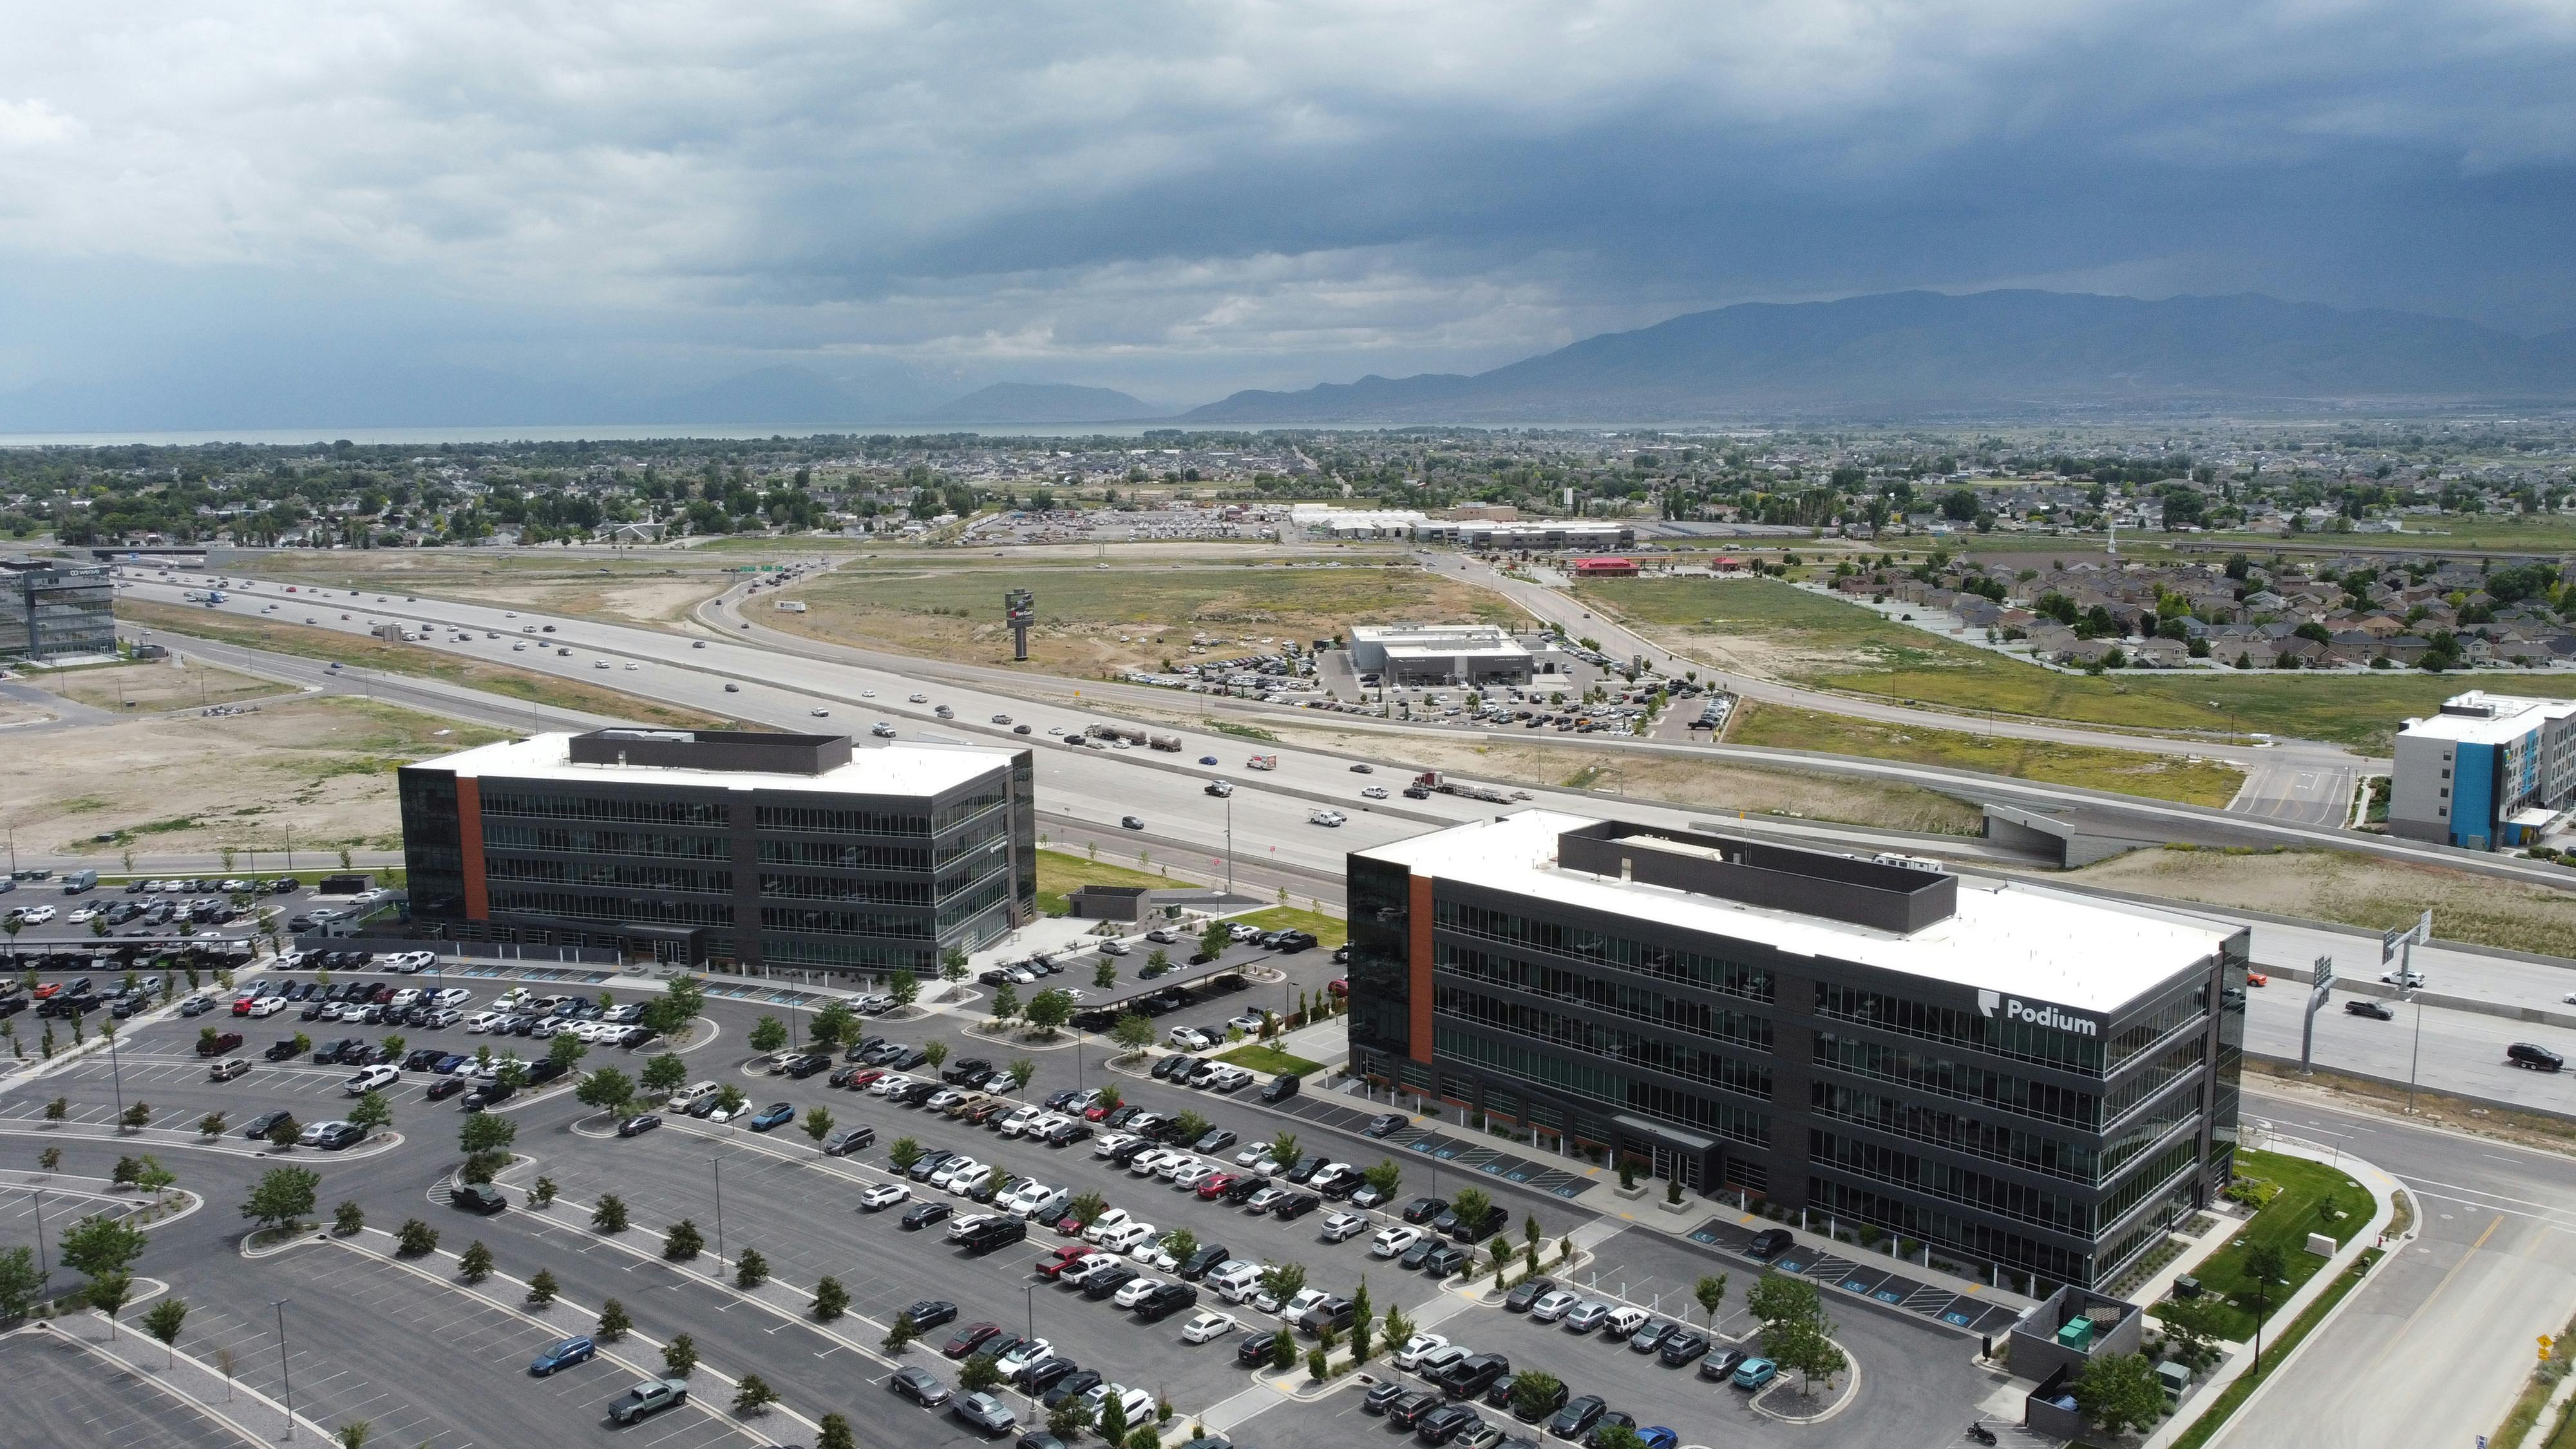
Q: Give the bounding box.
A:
[25,658,292,714]
[242,552,736,630]
[2046,846,2576,957]
[0,695,511,858]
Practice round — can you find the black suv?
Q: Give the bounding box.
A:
[1745,1228,1794,1260]
[958,1216,1028,1255]
[2509,1042,2565,1072]
[450,1183,507,1215]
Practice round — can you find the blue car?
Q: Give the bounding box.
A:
[748,1102,795,1132]
[1732,1357,1777,1390]
[434,1053,469,1074]
[1638,1429,1679,1449]
[528,1336,594,1376]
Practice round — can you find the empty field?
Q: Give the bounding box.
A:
[1729,701,2247,806]
[239,549,739,628]
[26,656,292,713]
[2050,845,2576,956]
[0,694,509,857]
[767,558,1519,674]
[1578,576,2576,750]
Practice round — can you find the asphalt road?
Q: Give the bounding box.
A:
[2214,1082,2576,1449]
[0,1331,248,1449]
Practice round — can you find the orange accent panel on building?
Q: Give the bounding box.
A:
[1408,870,1434,1065]
[457,776,488,921]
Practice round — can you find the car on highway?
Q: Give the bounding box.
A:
[2345,999,2394,1020]
[528,1336,594,1376]
[2509,1042,2566,1072]
[1120,816,1145,830]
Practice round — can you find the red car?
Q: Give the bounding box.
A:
[1053,1213,1087,1236]
[1032,1245,1097,1280]
[1327,978,1349,999]
[30,983,64,1001]
[1197,1173,1240,1201]
[231,996,256,1016]
[1083,1101,1117,1121]
[942,1321,1001,1359]
[2246,972,2270,987]
[846,1068,886,1090]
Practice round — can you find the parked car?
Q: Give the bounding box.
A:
[890,1365,952,1407]
[608,1378,690,1424]
[528,1336,595,1376]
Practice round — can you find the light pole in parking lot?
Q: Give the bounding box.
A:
[708,1156,727,1269]
[105,1021,124,1119]
[1023,1282,1036,1345]
[271,1298,295,1439]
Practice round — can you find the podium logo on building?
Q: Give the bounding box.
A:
[1979,990,2098,1037]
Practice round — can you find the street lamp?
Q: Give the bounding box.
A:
[272,1299,296,1439]
[709,1156,726,1269]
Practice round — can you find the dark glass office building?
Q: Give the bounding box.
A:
[1,558,116,661]
[1347,812,2246,1291]
[400,728,1036,975]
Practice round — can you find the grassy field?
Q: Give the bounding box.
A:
[2054,846,2576,956]
[2168,1150,2370,1341]
[117,600,734,730]
[1728,702,2247,806]
[1231,905,1348,949]
[768,558,1519,674]
[2202,515,2576,554]
[28,658,292,713]
[1216,1043,1327,1077]
[1578,576,2576,749]
[1033,847,1175,916]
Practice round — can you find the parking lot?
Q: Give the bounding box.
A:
[181,1245,757,1448]
[0,1332,247,1449]
[0,958,2015,1449]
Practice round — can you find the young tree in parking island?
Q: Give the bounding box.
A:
[888,1137,925,1173]
[459,1113,516,1181]
[240,1166,321,1234]
[1024,990,1071,1038]
[596,1298,632,1343]
[1198,920,1231,960]
[332,1201,365,1236]
[802,1106,835,1143]
[1449,1187,1493,1237]
[1066,1190,1109,1230]
[662,1332,697,1376]
[663,1220,704,1261]
[526,1269,560,1307]
[1111,1014,1155,1057]
[592,1194,630,1233]
[575,1066,635,1118]
[882,1312,919,1353]
[733,1373,779,1416]
[888,969,920,1008]
[1362,1160,1402,1202]
[940,945,969,983]
[810,1000,857,1052]
[346,1090,392,1138]
[811,1275,849,1322]
[958,1352,1003,1394]
[922,1039,949,1071]
[1696,1274,1728,1329]
[988,985,1020,1027]
[639,1052,688,1099]
[335,1420,371,1449]
[818,1412,858,1449]
[457,1240,494,1284]
[142,1296,188,1367]
[748,1016,790,1057]
[546,1032,587,1072]
[1268,1132,1299,1170]
[395,1220,439,1258]
[1094,958,1118,989]
[734,1247,769,1289]
[1007,1058,1037,1093]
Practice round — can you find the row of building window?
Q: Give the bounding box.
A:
[480,790,726,827]
[1432,900,1775,1003]
[757,872,933,906]
[486,858,732,895]
[487,889,735,928]
[484,824,730,860]
[1810,1130,2091,1232]
[1432,1024,1772,1149]
[1432,987,1773,1101]
[1815,981,2112,1075]
[1808,1082,2103,1184]
[1434,942,1774,1052]
[759,934,938,972]
[1806,1177,2098,1284]
[753,803,933,837]
[933,788,1010,834]
[757,905,934,940]
[2103,987,2213,1070]
[1814,1030,2101,1129]
[2104,1037,2208,1124]
[757,838,934,872]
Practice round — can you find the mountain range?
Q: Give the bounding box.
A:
[6,289,2572,433]
[1180,289,2576,423]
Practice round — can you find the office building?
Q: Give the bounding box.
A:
[400,728,1035,974]
[1,558,116,661]
[2389,690,2576,849]
[1347,623,1558,687]
[1346,811,2246,1291]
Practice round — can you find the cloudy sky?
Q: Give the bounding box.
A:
[5,0,2573,426]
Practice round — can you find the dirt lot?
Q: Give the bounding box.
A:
[0,694,510,858]
[24,658,292,713]
[764,557,1520,675]
[2049,846,2576,956]
[240,551,741,629]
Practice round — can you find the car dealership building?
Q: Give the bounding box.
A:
[400,728,1035,976]
[1346,811,2247,1291]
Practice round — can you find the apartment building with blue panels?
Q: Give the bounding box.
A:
[2389,690,2576,849]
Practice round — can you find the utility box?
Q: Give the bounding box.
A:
[2306,1231,2336,1258]
[2157,1361,2193,1400]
